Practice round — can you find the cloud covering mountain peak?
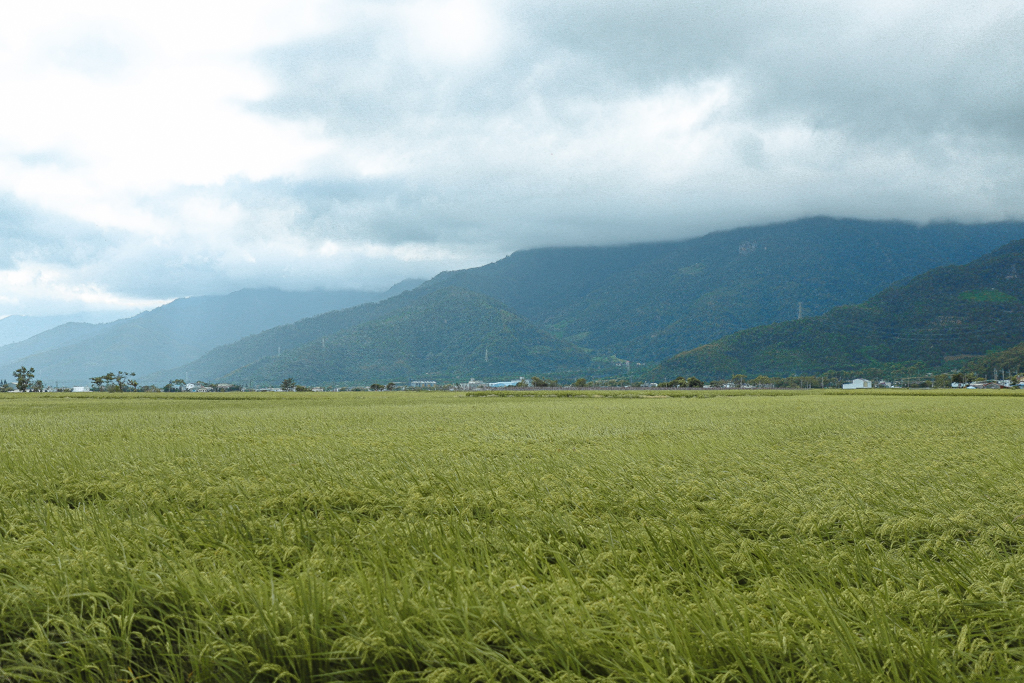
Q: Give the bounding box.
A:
[1,0,1021,315]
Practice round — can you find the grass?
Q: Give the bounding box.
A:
[0,390,1022,682]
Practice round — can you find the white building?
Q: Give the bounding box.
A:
[71,386,87,392]
[842,378,872,389]
[488,378,525,388]
[410,380,437,388]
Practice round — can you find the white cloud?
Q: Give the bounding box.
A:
[0,0,335,225]
[0,0,1022,315]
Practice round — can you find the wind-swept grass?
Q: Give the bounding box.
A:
[0,391,1022,681]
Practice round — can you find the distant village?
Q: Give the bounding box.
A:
[5,362,1022,394]
[7,375,1021,393]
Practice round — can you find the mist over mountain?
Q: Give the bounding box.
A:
[0,311,138,347]
[159,217,1024,387]
[1,280,423,386]
[651,240,1024,380]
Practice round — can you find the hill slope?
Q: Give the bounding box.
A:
[0,311,134,347]
[651,240,1024,379]
[164,217,1024,385]
[0,322,109,369]
[4,281,422,386]
[153,285,439,384]
[222,287,598,386]
[427,217,1024,361]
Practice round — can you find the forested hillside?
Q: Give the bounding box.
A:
[222,287,600,386]
[651,240,1024,380]
[161,218,1024,386]
[426,217,1024,361]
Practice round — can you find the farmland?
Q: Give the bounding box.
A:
[0,391,1023,682]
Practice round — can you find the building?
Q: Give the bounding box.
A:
[410,380,437,388]
[488,378,525,388]
[842,378,872,389]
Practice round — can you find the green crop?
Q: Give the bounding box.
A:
[0,391,1022,682]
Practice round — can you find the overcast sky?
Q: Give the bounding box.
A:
[1,0,1022,316]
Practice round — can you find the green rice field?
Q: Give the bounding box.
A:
[1,390,1023,682]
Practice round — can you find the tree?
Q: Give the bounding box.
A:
[13,366,34,392]
[110,372,135,392]
[281,378,296,390]
[369,383,385,391]
[951,372,965,386]
[732,374,747,387]
[686,376,704,388]
[90,371,135,392]
[572,378,587,387]
[112,370,135,393]
[30,380,44,392]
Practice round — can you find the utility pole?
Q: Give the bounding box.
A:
[798,302,803,320]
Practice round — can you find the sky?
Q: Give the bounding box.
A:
[1,0,1022,317]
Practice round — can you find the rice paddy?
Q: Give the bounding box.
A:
[0,390,1022,682]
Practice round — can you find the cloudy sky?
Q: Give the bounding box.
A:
[1,0,1022,316]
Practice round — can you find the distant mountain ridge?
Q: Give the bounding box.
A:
[1,280,423,386]
[162,217,1024,387]
[421,217,1024,361]
[650,239,1024,380]
[220,287,600,386]
[0,311,137,347]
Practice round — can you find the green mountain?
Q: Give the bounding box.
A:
[155,285,438,383]
[961,343,1024,378]
[165,217,1024,386]
[651,240,1024,380]
[426,217,1024,361]
[222,287,598,386]
[3,281,423,386]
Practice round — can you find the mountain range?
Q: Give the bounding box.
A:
[159,217,1024,386]
[420,217,1024,361]
[0,311,136,347]
[651,240,1024,380]
[0,281,422,386]
[7,216,1024,388]
[220,287,601,387]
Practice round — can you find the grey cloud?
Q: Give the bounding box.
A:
[519,2,1024,139]
[7,1,1024,315]
[246,0,1024,256]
